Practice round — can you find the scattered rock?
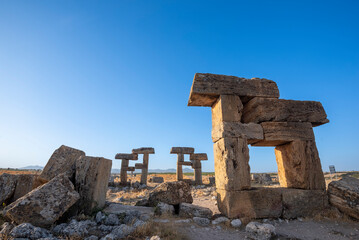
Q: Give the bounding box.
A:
[96,211,105,224]
[246,222,276,240]
[103,203,154,222]
[148,181,193,206]
[150,176,164,183]
[149,236,161,240]
[85,236,99,240]
[212,216,229,225]
[231,219,242,228]
[193,217,210,226]
[12,174,38,202]
[155,202,175,216]
[9,223,52,240]
[175,219,192,223]
[3,174,80,228]
[104,214,119,226]
[110,224,135,239]
[179,203,213,219]
[209,177,215,185]
[61,219,97,238]
[328,177,359,220]
[39,145,85,181]
[251,173,272,184]
[0,222,15,239]
[0,173,18,204]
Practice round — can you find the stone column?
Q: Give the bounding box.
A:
[190,153,208,185]
[133,147,155,185]
[170,147,194,181]
[115,153,138,185]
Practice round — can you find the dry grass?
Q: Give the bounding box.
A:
[0,169,40,175]
[127,221,188,240]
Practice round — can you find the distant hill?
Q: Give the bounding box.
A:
[20,165,44,170]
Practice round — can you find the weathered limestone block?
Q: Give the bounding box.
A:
[188,73,280,106]
[212,121,263,143]
[3,174,79,228]
[0,173,18,204]
[275,140,325,190]
[242,98,329,126]
[190,153,208,161]
[115,153,138,160]
[148,181,193,206]
[170,147,194,154]
[133,147,155,185]
[252,122,314,146]
[217,188,283,219]
[214,137,250,191]
[39,145,85,181]
[12,174,37,202]
[211,95,243,128]
[282,189,328,219]
[132,147,155,154]
[179,203,213,219]
[75,156,112,214]
[328,177,359,220]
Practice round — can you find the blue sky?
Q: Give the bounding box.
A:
[0,0,358,172]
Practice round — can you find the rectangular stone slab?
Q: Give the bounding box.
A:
[242,97,329,126]
[190,153,208,160]
[132,147,155,154]
[251,122,314,146]
[188,73,280,106]
[214,137,250,191]
[115,153,138,160]
[211,95,243,129]
[170,147,195,154]
[124,167,135,171]
[179,161,193,166]
[212,121,263,143]
[135,163,145,169]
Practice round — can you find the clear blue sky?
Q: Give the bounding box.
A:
[0,1,358,172]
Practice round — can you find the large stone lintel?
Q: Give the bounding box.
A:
[212,121,264,143]
[242,98,329,126]
[190,153,208,161]
[188,73,280,106]
[251,122,314,147]
[217,188,328,219]
[170,147,195,154]
[115,153,138,160]
[132,147,155,154]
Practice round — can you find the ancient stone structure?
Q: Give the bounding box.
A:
[170,147,208,184]
[133,147,155,185]
[188,73,328,219]
[115,153,138,185]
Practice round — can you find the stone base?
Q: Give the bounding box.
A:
[217,187,328,219]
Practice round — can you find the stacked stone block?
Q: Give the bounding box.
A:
[115,153,138,185]
[188,73,328,219]
[133,147,155,185]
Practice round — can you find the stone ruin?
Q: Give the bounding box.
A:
[170,147,208,185]
[188,73,329,219]
[115,147,155,186]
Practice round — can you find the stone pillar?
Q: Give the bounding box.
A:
[115,153,138,185]
[170,147,194,181]
[275,140,326,190]
[133,147,155,185]
[190,153,208,185]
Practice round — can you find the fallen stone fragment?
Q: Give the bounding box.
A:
[39,145,85,181]
[150,176,164,183]
[328,177,359,220]
[110,224,135,239]
[59,219,97,238]
[9,223,53,240]
[231,219,242,228]
[155,202,175,216]
[103,203,154,222]
[179,203,213,219]
[0,173,17,204]
[212,216,229,225]
[193,217,210,226]
[75,156,112,215]
[148,181,193,206]
[104,214,120,226]
[246,222,276,240]
[12,174,38,201]
[3,174,80,228]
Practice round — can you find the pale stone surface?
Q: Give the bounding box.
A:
[3,174,79,227]
[103,203,154,220]
[170,147,194,154]
[216,188,282,219]
[231,219,242,228]
[282,189,328,219]
[148,181,193,206]
[156,202,175,216]
[328,177,359,220]
[39,145,85,181]
[212,216,229,225]
[132,147,155,154]
[246,222,276,240]
[179,203,213,219]
[252,122,315,146]
[188,73,279,106]
[242,97,329,126]
[214,137,250,191]
[275,140,326,190]
[75,156,112,214]
[212,121,263,143]
[0,173,17,204]
[211,95,243,128]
